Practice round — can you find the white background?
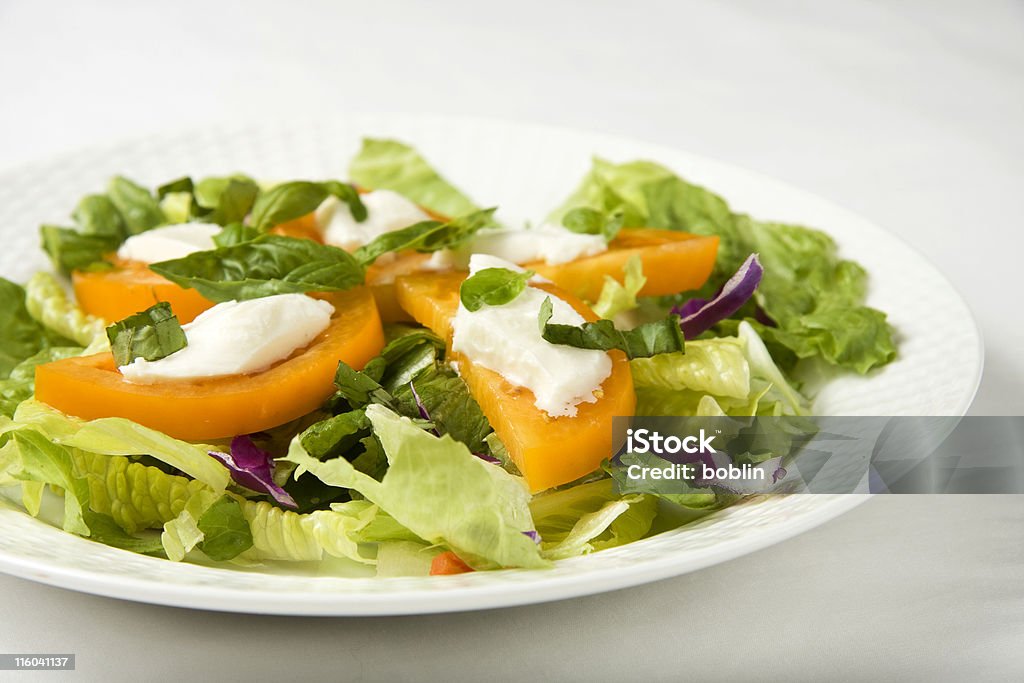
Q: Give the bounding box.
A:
[1,0,1022,680]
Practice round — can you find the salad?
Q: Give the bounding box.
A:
[0,139,896,576]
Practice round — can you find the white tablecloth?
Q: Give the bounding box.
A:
[1,1,1021,679]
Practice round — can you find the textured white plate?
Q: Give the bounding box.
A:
[0,115,982,615]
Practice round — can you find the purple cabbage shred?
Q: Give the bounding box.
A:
[671,253,764,339]
[209,435,297,509]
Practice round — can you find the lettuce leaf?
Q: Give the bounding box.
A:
[375,540,443,577]
[591,254,645,320]
[9,429,91,534]
[25,272,108,347]
[631,322,807,417]
[11,401,229,490]
[0,277,76,378]
[285,404,547,570]
[349,138,481,218]
[1,347,83,418]
[529,478,657,559]
[550,158,896,373]
[62,417,231,490]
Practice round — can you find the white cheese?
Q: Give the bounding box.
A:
[318,190,431,249]
[119,294,335,384]
[451,255,612,417]
[423,223,607,271]
[116,222,221,264]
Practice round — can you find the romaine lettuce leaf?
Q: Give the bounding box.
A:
[62,417,230,490]
[11,401,229,490]
[25,272,107,348]
[9,429,91,534]
[529,478,657,559]
[285,404,547,570]
[549,158,896,374]
[0,277,76,378]
[591,254,645,320]
[375,540,443,577]
[349,138,481,218]
[0,347,82,418]
[631,322,807,417]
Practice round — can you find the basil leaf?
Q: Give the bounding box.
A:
[107,176,165,235]
[562,207,624,242]
[334,360,395,408]
[105,302,188,367]
[367,329,444,393]
[353,208,496,265]
[459,267,533,312]
[249,181,365,231]
[538,296,685,359]
[322,181,367,222]
[193,175,260,225]
[299,408,371,460]
[393,366,492,453]
[196,496,253,561]
[212,222,260,248]
[40,225,119,274]
[72,194,126,239]
[150,235,365,302]
[156,176,194,199]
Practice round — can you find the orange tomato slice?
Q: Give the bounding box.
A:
[73,260,215,325]
[35,287,384,442]
[370,229,718,324]
[394,272,635,492]
[531,228,719,302]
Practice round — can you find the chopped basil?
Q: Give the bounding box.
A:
[107,176,166,235]
[196,496,253,561]
[195,176,260,225]
[459,267,533,312]
[106,302,188,367]
[538,296,685,359]
[72,194,127,240]
[40,225,120,275]
[353,208,496,265]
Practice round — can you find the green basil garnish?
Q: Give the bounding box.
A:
[150,234,365,302]
[538,296,685,359]
[459,267,534,312]
[106,302,188,367]
[353,208,496,266]
[249,180,365,231]
[562,207,624,243]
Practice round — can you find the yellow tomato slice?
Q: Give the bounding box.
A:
[371,228,719,324]
[531,229,719,302]
[394,271,635,492]
[72,260,215,324]
[35,287,384,442]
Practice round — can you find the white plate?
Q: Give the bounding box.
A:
[0,115,982,615]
